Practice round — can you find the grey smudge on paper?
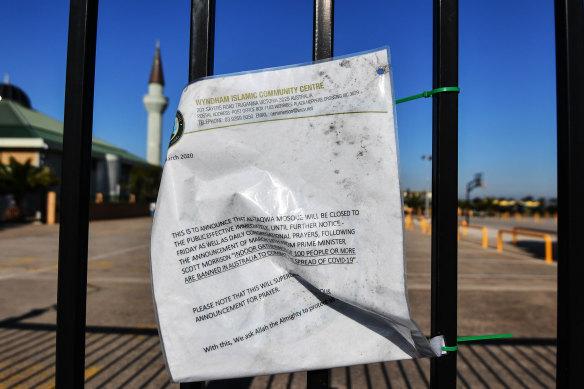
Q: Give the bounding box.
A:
[339,59,351,68]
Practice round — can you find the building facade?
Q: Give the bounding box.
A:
[0,82,150,219]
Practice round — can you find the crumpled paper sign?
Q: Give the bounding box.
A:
[151,48,441,382]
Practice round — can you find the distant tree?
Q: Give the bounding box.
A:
[0,157,59,220]
[128,165,163,203]
[470,196,485,211]
[547,198,558,213]
[476,197,497,215]
[404,191,423,211]
[486,197,497,210]
[537,197,547,213]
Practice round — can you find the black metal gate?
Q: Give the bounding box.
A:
[54,0,584,388]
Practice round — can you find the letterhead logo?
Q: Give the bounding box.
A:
[169,110,184,148]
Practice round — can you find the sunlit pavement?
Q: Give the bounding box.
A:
[0,217,556,388]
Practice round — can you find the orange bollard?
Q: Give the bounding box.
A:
[499,228,553,263]
[544,235,553,263]
[459,222,488,248]
[419,218,427,233]
[47,191,56,225]
[405,215,414,230]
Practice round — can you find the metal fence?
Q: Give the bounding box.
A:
[53,0,583,388]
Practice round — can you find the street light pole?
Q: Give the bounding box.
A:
[422,155,432,218]
[465,173,484,224]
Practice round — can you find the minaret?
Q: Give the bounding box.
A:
[143,41,168,165]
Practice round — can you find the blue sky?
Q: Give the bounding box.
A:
[1,0,557,199]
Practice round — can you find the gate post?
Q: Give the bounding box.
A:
[181,1,216,388]
[189,0,215,82]
[307,1,334,388]
[313,0,334,62]
[555,0,584,386]
[430,0,458,387]
[55,0,99,387]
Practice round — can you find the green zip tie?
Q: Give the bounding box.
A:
[434,334,514,352]
[457,334,513,343]
[396,86,460,104]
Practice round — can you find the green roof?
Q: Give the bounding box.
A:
[0,100,149,166]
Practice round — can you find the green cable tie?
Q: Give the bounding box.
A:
[437,333,513,352]
[457,334,513,343]
[396,86,460,104]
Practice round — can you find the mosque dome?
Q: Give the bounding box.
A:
[0,83,31,109]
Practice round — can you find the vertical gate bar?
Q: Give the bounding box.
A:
[189,0,216,82]
[181,1,215,388]
[430,0,458,388]
[307,368,330,389]
[308,1,333,388]
[312,0,334,61]
[555,0,584,387]
[55,0,99,387]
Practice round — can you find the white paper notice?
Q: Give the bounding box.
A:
[151,49,439,383]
